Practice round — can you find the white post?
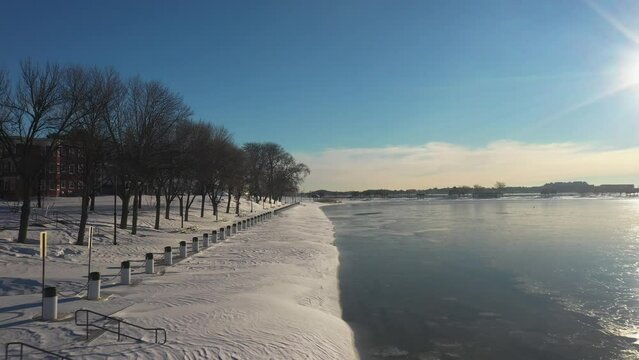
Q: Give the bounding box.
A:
[164,246,173,265]
[180,241,187,257]
[121,261,131,285]
[145,253,154,274]
[203,233,209,248]
[88,272,101,300]
[42,286,57,321]
[192,237,199,253]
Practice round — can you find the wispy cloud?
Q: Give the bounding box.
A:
[585,0,639,45]
[295,141,639,191]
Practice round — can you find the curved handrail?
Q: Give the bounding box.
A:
[4,342,70,359]
[74,309,167,344]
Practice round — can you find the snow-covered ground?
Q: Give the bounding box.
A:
[0,197,357,359]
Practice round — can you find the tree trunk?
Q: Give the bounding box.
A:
[154,189,161,230]
[132,191,138,235]
[226,188,232,213]
[138,189,142,209]
[119,194,130,229]
[17,183,31,243]
[179,196,184,228]
[200,192,205,218]
[185,194,191,222]
[235,197,240,215]
[165,198,172,220]
[89,192,95,211]
[77,193,89,245]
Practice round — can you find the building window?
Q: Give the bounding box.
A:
[69,164,75,174]
[61,180,67,189]
[69,182,74,190]
[49,180,55,190]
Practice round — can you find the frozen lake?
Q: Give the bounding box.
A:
[323,198,639,359]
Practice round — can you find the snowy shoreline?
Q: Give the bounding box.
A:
[0,200,358,359]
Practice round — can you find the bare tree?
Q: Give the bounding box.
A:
[242,142,309,204]
[243,142,265,203]
[105,77,190,233]
[205,126,233,221]
[226,146,247,215]
[67,67,124,245]
[175,121,210,223]
[0,60,88,243]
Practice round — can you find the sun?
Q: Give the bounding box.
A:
[616,52,639,89]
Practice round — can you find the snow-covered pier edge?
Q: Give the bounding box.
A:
[0,201,359,359]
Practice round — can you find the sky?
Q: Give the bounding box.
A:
[2,0,639,190]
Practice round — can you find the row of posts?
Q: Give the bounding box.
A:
[42,211,274,321]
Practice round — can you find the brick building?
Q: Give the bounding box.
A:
[0,138,84,200]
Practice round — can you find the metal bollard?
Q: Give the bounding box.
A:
[192,237,199,253]
[211,230,217,244]
[203,233,209,248]
[121,261,131,285]
[164,246,173,265]
[226,225,231,237]
[232,223,237,234]
[219,227,225,241]
[42,286,58,321]
[88,272,101,300]
[145,253,154,274]
[179,241,187,257]
[242,220,247,230]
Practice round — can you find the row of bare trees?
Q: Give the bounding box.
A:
[0,60,309,244]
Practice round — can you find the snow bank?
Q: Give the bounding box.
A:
[0,202,358,359]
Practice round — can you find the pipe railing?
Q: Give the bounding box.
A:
[74,309,167,345]
[4,342,70,360]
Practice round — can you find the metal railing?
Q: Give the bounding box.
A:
[74,309,167,344]
[273,202,299,214]
[4,342,70,359]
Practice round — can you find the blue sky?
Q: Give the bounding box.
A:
[2,1,639,189]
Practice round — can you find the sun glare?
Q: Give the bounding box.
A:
[616,52,639,89]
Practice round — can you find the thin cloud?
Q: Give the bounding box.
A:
[585,0,639,45]
[296,141,639,191]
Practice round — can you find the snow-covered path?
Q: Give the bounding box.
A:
[1,203,358,359]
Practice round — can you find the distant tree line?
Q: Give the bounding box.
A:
[0,60,309,244]
[310,181,636,199]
